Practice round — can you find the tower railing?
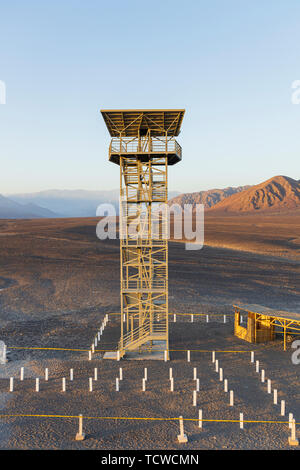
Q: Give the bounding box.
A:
[118,320,167,355]
[109,136,182,158]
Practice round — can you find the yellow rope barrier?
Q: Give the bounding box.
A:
[8,346,251,353]
[0,413,295,425]
[9,346,91,352]
[108,312,234,317]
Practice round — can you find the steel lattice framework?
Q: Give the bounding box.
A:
[101,109,184,358]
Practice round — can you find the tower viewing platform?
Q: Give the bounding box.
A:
[102,109,184,165]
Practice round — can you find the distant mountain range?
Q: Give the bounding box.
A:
[3,189,181,218]
[169,176,300,214]
[0,194,57,219]
[1,176,299,219]
[169,185,251,209]
[207,176,300,213]
[8,189,122,218]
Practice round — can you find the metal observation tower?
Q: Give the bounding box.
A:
[101,110,185,359]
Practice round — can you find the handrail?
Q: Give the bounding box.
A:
[110,136,182,157]
[118,320,166,352]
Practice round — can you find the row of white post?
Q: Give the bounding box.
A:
[178,409,244,443]
[89,314,109,360]
[173,314,228,323]
[10,366,100,392]
[252,351,286,414]
[251,351,298,445]
[212,351,234,406]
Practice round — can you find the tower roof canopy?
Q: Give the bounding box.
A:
[101,109,185,137]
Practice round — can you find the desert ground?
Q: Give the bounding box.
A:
[0,215,299,449]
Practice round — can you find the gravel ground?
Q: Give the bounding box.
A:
[0,218,299,450]
[0,318,299,450]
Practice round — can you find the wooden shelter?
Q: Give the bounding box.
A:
[234,303,300,350]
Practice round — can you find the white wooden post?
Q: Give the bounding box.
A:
[255,360,259,373]
[261,369,265,383]
[179,415,184,435]
[89,377,93,392]
[219,368,223,381]
[187,350,190,362]
[215,359,219,373]
[174,314,176,323]
[170,377,174,392]
[206,314,209,323]
[142,378,146,391]
[88,351,92,361]
[91,344,95,354]
[117,350,120,361]
[70,368,74,381]
[193,367,197,380]
[289,419,299,446]
[45,368,49,381]
[191,314,194,323]
[75,414,85,441]
[223,315,226,323]
[119,367,123,380]
[229,390,234,406]
[267,379,271,394]
[281,400,285,416]
[177,416,188,443]
[250,351,254,363]
[94,368,98,381]
[36,378,39,392]
[273,389,278,405]
[9,377,13,392]
[198,409,203,429]
[212,351,215,363]
[289,413,294,429]
[164,350,168,362]
[224,379,228,392]
[240,412,244,429]
[169,367,173,380]
[20,367,24,381]
[116,377,119,391]
[193,390,197,406]
[196,378,200,391]
[62,377,66,392]
[123,313,126,322]
[144,367,148,381]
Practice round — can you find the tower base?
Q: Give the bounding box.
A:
[103,341,167,361]
[126,341,167,360]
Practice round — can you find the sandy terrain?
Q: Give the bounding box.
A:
[204,213,300,261]
[0,216,299,449]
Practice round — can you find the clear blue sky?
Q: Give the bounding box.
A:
[0,0,300,194]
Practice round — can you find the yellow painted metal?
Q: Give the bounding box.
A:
[101,109,184,358]
[234,304,300,350]
[101,109,185,137]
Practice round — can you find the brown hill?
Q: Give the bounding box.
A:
[208,176,300,214]
[169,185,250,209]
